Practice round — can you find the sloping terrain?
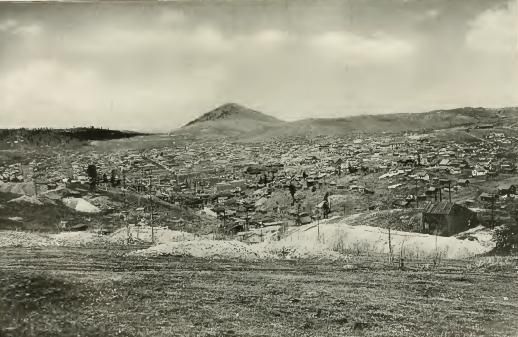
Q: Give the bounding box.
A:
[0,191,102,232]
[259,106,518,138]
[0,127,146,150]
[1,248,517,337]
[177,104,518,140]
[185,102,281,126]
[282,218,494,259]
[179,103,286,138]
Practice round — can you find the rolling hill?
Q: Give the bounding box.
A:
[177,104,518,140]
[178,103,285,138]
[0,127,147,150]
[185,102,281,126]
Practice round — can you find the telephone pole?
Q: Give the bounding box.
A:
[148,173,155,243]
[491,197,495,229]
[415,179,419,208]
[150,199,154,243]
[32,166,39,197]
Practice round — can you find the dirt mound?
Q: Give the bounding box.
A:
[0,182,35,196]
[130,240,266,260]
[0,231,54,248]
[62,197,100,213]
[0,231,103,248]
[41,187,74,200]
[455,225,494,248]
[7,195,43,205]
[51,232,102,246]
[85,195,122,210]
[284,220,493,259]
[108,225,196,244]
[333,209,422,232]
[130,237,348,261]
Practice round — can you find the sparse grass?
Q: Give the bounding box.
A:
[469,256,518,272]
[0,247,517,337]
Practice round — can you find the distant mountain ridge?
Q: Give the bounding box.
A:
[179,104,518,140]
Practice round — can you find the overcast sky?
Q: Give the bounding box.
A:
[0,0,517,131]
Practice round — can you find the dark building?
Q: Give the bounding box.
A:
[480,193,497,202]
[421,201,478,236]
[497,184,516,196]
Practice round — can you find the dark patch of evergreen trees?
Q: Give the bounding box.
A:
[0,127,146,148]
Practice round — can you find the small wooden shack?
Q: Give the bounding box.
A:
[421,201,477,236]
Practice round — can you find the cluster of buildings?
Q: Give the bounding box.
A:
[3,128,518,236]
[0,163,25,182]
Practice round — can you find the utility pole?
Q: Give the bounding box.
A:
[317,216,320,241]
[32,166,39,197]
[448,181,452,203]
[415,179,419,208]
[388,225,393,263]
[491,197,495,229]
[150,196,154,243]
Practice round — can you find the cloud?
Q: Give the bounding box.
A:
[0,19,17,31]
[309,31,415,65]
[425,9,440,19]
[71,24,232,57]
[251,29,290,46]
[1,2,516,131]
[0,60,101,126]
[466,0,518,54]
[0,18,420,130]
[0,18,42,35]
[158,9,187,26]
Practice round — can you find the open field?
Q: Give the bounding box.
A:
[1,247,517,337]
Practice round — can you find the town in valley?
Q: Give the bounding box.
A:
[1,0,518,336]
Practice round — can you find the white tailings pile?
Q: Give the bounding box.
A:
[0,231,103,247]
[129,219,494,260]
[282,220,494,259]
[51,232,101,246]
[108,225,196,244]
[0,231,55,247]
[455,225,495,248]
[130,240,267,260]
[62,198,101,213]
[0,226,198,248]
[129,239,346,261]
[0,217,495,261]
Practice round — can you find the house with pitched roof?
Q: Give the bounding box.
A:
[421,201,477,236]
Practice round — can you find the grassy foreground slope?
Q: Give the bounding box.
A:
[1,248,517,337]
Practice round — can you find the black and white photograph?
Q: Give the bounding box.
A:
[1,0,517,336]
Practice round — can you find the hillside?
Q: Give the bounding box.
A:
[0,127,147,149]
[177,104,518,140]
[179,103,285,138]
[185,103,281,126]
[261,106,518,138]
